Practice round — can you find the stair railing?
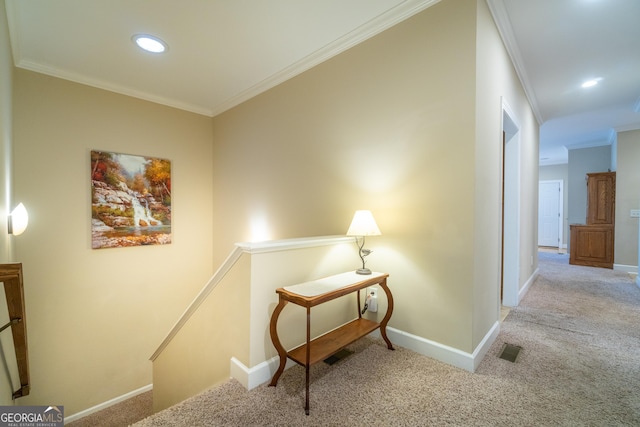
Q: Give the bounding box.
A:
[0,263,30,399]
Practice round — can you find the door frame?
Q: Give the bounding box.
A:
[501,98,521,308]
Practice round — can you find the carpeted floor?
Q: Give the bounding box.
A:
[66,390,153,427]
[78,252,640,426]
[130,252,640,426]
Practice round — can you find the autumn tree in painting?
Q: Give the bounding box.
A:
[91,151,125,186]
[144,158,171,205]
[131,174,147,194]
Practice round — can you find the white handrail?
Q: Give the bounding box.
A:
[150,235,352,361]
[150,246,244,361]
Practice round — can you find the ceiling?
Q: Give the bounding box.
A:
[5,0,640,165]
[488,0,640,165]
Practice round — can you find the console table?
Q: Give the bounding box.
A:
[268,271,394,415]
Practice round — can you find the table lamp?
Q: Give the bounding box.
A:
[346,210,381,275]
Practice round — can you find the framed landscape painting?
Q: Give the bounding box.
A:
[91,150,172,249]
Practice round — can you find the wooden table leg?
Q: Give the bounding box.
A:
[268,298,288,387]
[379,278,395,350]
[305,306,310,415]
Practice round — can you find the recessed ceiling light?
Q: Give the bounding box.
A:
[132,34,168,53]
[581,79,600,88]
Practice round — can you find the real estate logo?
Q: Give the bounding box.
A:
[0,406,63,427]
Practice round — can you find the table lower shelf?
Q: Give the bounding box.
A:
[287,317,379,366]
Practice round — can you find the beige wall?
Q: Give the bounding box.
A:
[152,252,251,412]
[212,0,538,355]
[5,0,542,415]
[615,130,640,268]
[152,237,361,412]
[1,0,13,263]
[474,0,539,346]
[0,0,17,405]
[248,240,360,366]
[12,69,215,414]
[213,0,477,352]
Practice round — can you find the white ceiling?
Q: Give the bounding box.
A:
[5,0,640,165]
[488,0,640,165]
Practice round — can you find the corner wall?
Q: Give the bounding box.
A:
[567,145,612,227]
[212,0,479,354]
[0,0,18,406]
[212,0,538,359]
[1,0,13,263]
[12,69,215,415]
[475,0,539,347]
[615,130,640,270]
[152,252,251,412]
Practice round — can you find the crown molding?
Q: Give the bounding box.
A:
[210,0,441,117]
[15,59,215,117]
[10,0,440,118]
[486,0,543,125]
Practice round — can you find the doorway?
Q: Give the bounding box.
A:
[501,100,521,308]
[538,180,563,249]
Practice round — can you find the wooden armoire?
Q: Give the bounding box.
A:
[569,172,615,268]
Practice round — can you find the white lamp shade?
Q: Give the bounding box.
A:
[8,203,29,236]
[346,210,381,236]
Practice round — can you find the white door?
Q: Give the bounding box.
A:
[538,181,561,247]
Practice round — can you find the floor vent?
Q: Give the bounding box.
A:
[498,343,522,363]
[324,349,353,365]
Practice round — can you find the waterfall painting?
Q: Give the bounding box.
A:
[91,150,171,249]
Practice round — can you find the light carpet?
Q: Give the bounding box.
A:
[131,253,640,426]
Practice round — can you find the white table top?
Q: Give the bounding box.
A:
[283,271,385,297]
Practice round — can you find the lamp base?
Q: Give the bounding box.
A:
[356,268,372,275]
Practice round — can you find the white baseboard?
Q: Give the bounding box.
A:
[614,264,638,275]
[64,384,152,423]
[519,267,538,303]
[384,322,499,372]
[231,322,501,390]
[230,356,296,390]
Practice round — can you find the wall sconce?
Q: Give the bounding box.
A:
[8,203,29,236]
[346,210,381,275]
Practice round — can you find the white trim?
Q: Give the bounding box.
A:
[614,264,638,275]
[64,384,152,423]
[11,1,441,118]
[636,275,640,289]
[471,322,502,371]
[230,356,296,391]
[151,236,355,361]
[385,324,500,372]
[565,139,614,151]
[14,59,215,117]
[616,123,640,133]
[150,246,245,360]
[519,267,538,302]
[231,324,502,389]
[501,97,522,308]
[487,0,543,124]
[209,0,441,117]
[236,235,352,254]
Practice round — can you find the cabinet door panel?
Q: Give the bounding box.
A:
[569,225,613,268]
[586,172,615,225]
